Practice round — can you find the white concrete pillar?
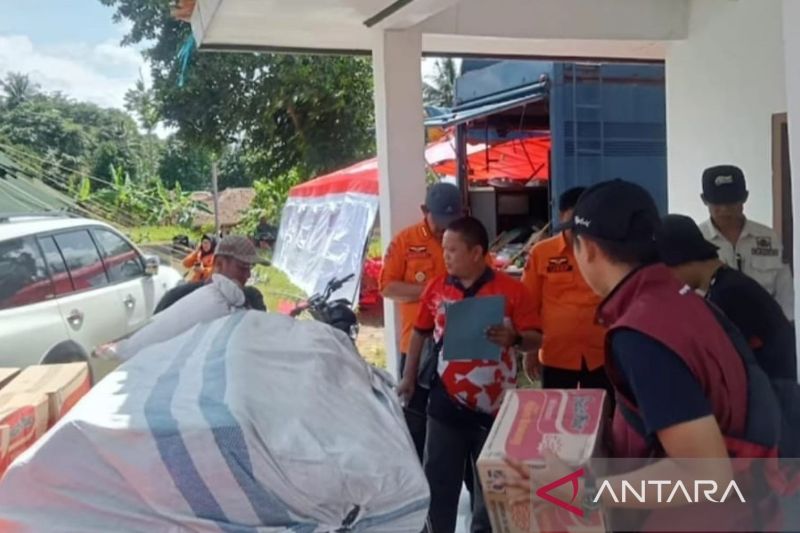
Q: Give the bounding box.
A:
[372,30,426,377]
[782,0,800,378]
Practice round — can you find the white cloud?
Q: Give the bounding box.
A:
[0,34,148,110]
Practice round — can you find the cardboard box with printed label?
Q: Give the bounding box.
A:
[477,389,608,533]
[0,393,49,476]
[0,368,20,390]
[0,426,8,477]
[1,363,91,428]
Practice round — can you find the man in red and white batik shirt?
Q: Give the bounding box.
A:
[398,216,541,533]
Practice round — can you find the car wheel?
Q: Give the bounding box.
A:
[40,341,95,385]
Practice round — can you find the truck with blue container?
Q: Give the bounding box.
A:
[425,59,667,262]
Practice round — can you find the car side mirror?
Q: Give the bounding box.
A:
[144,255,160,276]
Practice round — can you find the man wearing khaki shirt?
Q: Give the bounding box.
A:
[698,165,794,320]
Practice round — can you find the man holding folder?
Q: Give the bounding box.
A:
[398,216,541,533]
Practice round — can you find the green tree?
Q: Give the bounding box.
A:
[124,74,162,179]
[100,0,376,181]
[0,72,39,109]
[423,58,459,107]
[0,96,89,176]
[0,90,149,184]
[240,168,303,234]
[124,74,160,134]
[158,135,212,191]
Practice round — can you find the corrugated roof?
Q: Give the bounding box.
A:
[193,187,256,227]
[0,152,75,214]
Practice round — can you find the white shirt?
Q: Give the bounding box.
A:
[699,218,794,320]
[114,274,246,360]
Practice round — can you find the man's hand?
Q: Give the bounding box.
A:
[523,351,541,381]
[381,281,425,303]
[486,323,519,348]
[396,375,416,405]
[193,263,204,272]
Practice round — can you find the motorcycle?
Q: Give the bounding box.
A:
[290,273,359,343]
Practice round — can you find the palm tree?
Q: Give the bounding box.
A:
[124,73,162,180]
[423,58,459,107]
[124,73,160,135]
[0,72,38,109]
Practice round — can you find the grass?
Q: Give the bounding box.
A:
[253,264,306,313]
[367,237,382,259]
[127,225,201,245]
[133,224,389,369]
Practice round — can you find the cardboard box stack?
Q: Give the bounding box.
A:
[0,363,91,476]
[477,389,608,533]
[1,363,91,428]
[0,393,48,474]
[0,368,20,475]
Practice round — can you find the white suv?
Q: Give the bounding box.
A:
[0,214,182,371]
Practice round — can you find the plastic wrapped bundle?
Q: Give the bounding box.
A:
[0,311,429,532]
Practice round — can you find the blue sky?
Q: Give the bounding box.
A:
[0,0,148,109]
[0,1,440,113]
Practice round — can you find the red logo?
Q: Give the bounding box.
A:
[535,467,585,517]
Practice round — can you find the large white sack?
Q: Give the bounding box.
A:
[114,274,246,361]
[0,311,429,532]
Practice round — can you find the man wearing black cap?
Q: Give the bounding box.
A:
[657,214,796,381]
[503,180,779,527]
[379,182,463,460]
[565,180,745,464]
[698,165,794,320]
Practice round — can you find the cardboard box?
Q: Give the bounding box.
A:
[477,389,608,533]
[0,393,49,476]
[0,368,20,390]
[2,363,91,428]
[0,426,9,477]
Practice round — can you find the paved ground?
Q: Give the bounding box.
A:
[456,485,471,532]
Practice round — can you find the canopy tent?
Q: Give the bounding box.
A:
[432,137,551,182]
[272,135,549,302]
[287,159,379,198]
[273,137,488,302]
[288,136,490,198]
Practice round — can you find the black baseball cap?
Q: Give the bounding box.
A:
[655,214,719,267]
[701,165,748,205]
[425,182,463,227]
[564,179,661,242]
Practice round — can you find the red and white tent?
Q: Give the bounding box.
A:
[272,137,548,302]
[272,159,381,303]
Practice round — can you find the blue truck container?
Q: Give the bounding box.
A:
[427,60,668,226]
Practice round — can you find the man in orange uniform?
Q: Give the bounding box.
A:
[521,187,610,392]
[380,182,463,373]
[380,182,463,458]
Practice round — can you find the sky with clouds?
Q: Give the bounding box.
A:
[0,0,148,110]
[0,1,441,113]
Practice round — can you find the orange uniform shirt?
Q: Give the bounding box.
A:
[521,232,606,370]
[379,221,446,353]
[182,250,214,283]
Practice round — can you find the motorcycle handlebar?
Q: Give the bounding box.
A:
[292,273,357,315]
[324,273,355,296]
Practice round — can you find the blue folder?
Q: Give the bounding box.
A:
[442,295,506,362]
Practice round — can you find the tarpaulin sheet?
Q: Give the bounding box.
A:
[0,311,429,532]
[433,137,551,181]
